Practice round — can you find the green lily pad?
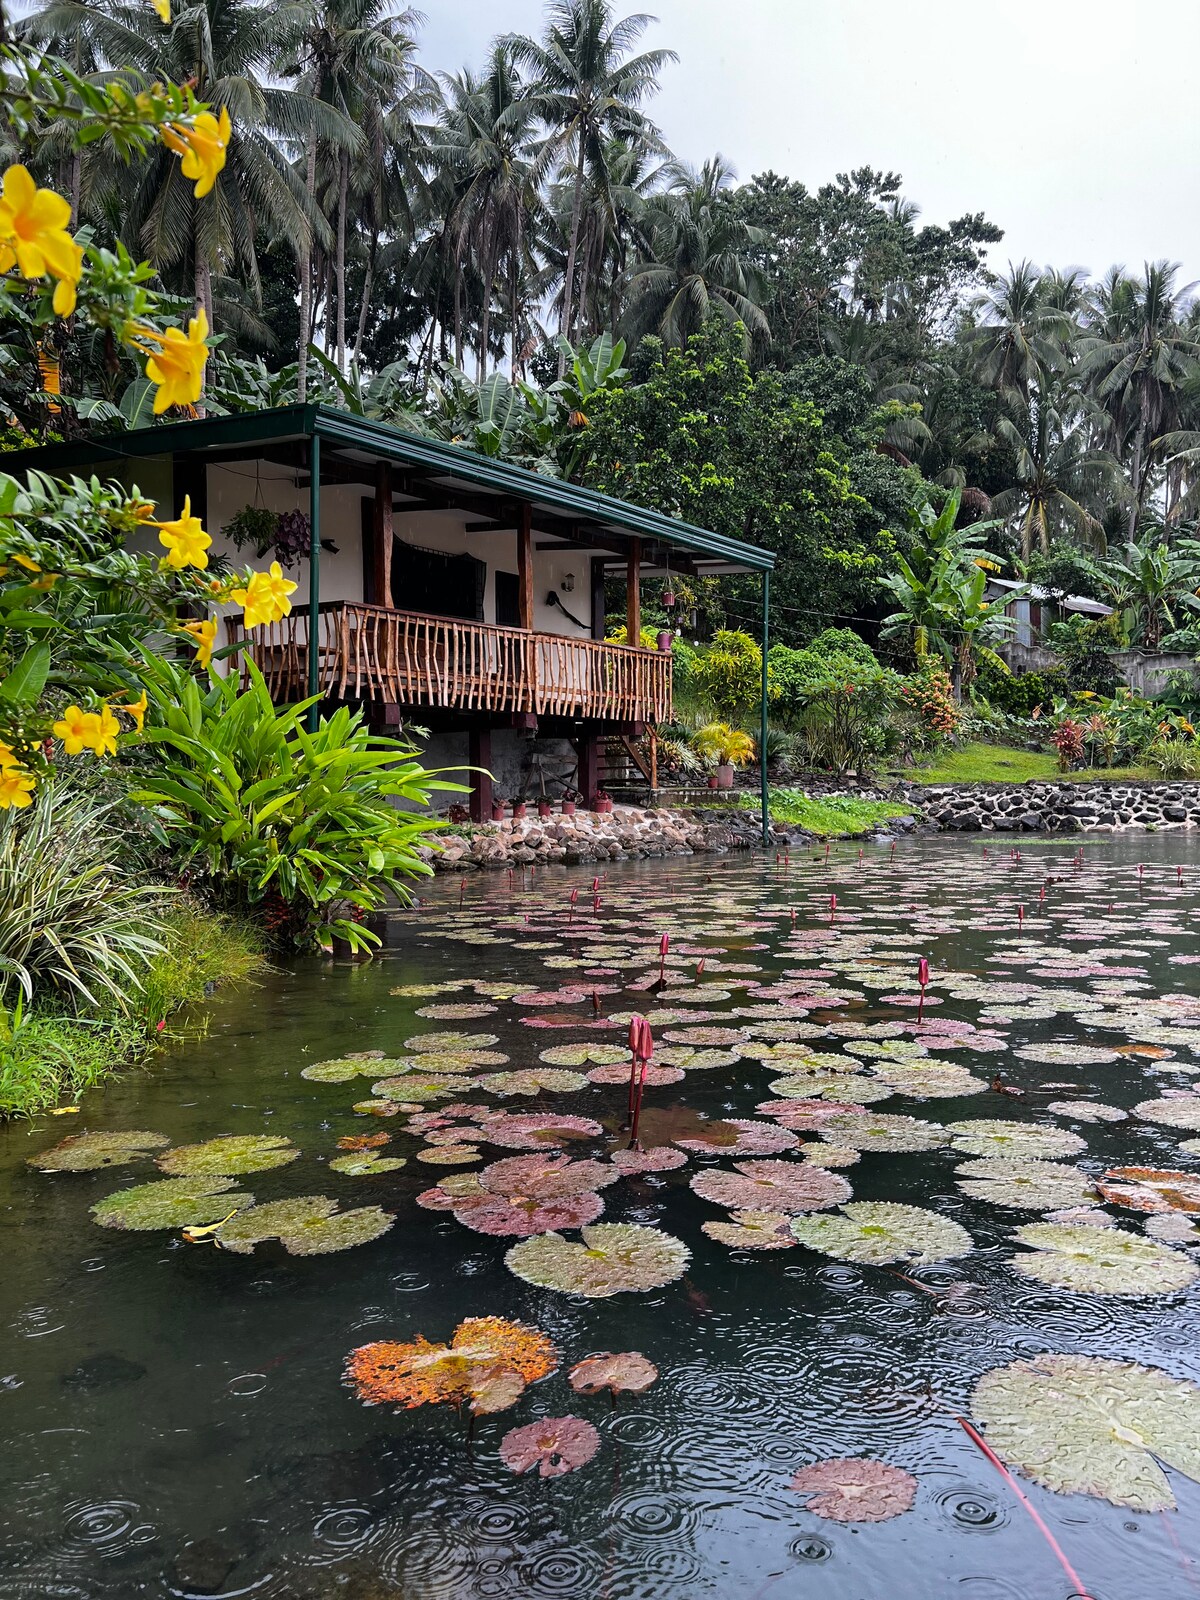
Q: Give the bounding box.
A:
[947,1119,1087,1160]
[505,1223,690,1297]
[479,1069,589,1096]
[956,1159,1097,1210]
[92,1176,253,1231]
[702,1210,796,1250]
[790,1201,973,1266]
[156,1135,300,1177]
[816,1112,949,1153]
[301,1058,404,1083]
[403,1031,499,1052]
[1009,1222,1199,1296]
[214,1195,394,1255]
[372,1075,464,1103]
[1134,1097,1200,1131]
[328,1152,408,1176]
[972,1354,1200,1510]
[539,1044,628,1067]
[28,1130,169,1173]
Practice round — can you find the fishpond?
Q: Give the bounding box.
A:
[3,835,1200,1600]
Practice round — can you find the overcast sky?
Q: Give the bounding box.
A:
[420,0,1200,289]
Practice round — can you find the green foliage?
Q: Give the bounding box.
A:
[691,722,755,767]
[1044,614,1121,695]
[0,785,167,1009]
[1098,530,1200,650]
[689,630,771,723]
[975,659,1067,715]
[131,656,457,954]
[791,659,905,777]
[743,789,914,837]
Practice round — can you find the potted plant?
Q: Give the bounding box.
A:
[537,795,553,818]
[491,796,507,823]
[592,789,612,814]
[512,799,528,820]
[692,722,755,789]
[447,802,470,824]
[560,787,578,817]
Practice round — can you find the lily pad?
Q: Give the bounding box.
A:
[302,1058,399,1083]
[972,1354,1200,1511]
[1009,1222,1199,1295]
[956,1158,1097,1210]
[214,1195,393,1256]
[457,1192,605,1236]
[1014,1042,1120,1066]
[676,1119,800,1156]
[610,1147,688,1174]
[539,1044,628,1067]
[947,1119,1086,1160]
[92,1176,253,1231]
[789,1458,917,1523]
[346,1315,558,1411]
[702,1210,796,1250]
[28,1130,169,1173]
[568,1352,658,1396]
[816,1112,949,1153]
[156,1135,300,1177]
[1097,1168,1200,1215]
[416,1145,481,1165]
[480,1154,617,1198]
[1134,1096,1200,1130]
[499,1415,600,1478]
[790,1202,973,1266]
[403,1031,499,1052]
[691,1159,851,1214]
[328,1152,407,1176]
[505,1223,690,1297]
[479,1069,588,1095]
[477,1112,603,1149]
[1046,1101,1128,1123]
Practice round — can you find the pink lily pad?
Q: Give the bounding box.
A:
[789,1458,917,1522]
[499,1415,600,1478]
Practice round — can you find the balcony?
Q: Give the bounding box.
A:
[227,601,673,726]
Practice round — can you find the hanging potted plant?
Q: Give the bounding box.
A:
[692,723,755,790]
[224,504,279,559]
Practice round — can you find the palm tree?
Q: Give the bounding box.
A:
[436,42,542,380]
[508,0,676,369]
[27,0,335,338]
[1099,528,1200,649]
[1079,261,1200,537]
[622,155,768,348]
[991,376,1123,557]
[969,261,1074,404]
[282,0,427,376]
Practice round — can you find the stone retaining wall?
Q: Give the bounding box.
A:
[418,804,785,872]
[909,781,1200,833]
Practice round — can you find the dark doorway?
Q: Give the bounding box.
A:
[495,570,521,628]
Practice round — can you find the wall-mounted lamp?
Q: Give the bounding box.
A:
[560,572,575,592]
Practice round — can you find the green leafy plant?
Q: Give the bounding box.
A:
[132,656,461,954]
[692,722,755,767]
[691,631,773,723]
[0,785,168,1008]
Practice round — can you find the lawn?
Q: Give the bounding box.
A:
[904,742,1155,786]
[744,790,915,836]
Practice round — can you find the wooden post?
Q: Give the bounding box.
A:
[516,503,534,631]
[468,726,493,823]
[575,732,599,809]
[626,537,641,645]
[372,459,393,607]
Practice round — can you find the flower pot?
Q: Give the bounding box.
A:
[716,763,735,789]
[707,776,719,790]
[561,800,576,816]
[656,630,673,652]
[491,804,505,823]
[512,802,527,820]
[537,800,552,818]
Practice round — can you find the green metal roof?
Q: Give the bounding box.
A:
[4,402,774,573]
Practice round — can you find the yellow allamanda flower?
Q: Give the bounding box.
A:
[231,561,297,629]
[52,704,96,755]
[0,741,22,771]
[0,165,83,316]
[90,705,120,756]
[154,495,211,569]
[136,306,209,414]
[180,616,218,668]
[152,0,170,19]
[116,690,148,732]
[0,764,35,809]
[161,107,231,200]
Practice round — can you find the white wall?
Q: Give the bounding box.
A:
[204,459,607,641]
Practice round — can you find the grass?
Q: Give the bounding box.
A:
[905,741,1156,786]
[743,789,915,837]
[0,904,265,1119]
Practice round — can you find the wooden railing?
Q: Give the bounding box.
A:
[227,602,672,724]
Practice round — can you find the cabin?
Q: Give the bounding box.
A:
[11,404,774,821]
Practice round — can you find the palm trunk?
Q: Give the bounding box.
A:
[297,134,316,401]
[510,248,520,380]
[1128,399,1147,540]
[353,262,373,368]
[558,138,587,376]
[335,150,349,373]
[453,267,464,369]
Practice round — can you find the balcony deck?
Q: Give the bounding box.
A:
[227,601,672,726]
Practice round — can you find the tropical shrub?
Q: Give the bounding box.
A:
[691,631,774,723]
[974,659,1067,716]
[1044,615,1121,696]
[0,786,167,1008]
[132,657,459,954]
[899,664,960,747]
[1143,736,1200,778]
[793,661,904,777]
[1050,717,1085,771]
[692,722,755,768]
